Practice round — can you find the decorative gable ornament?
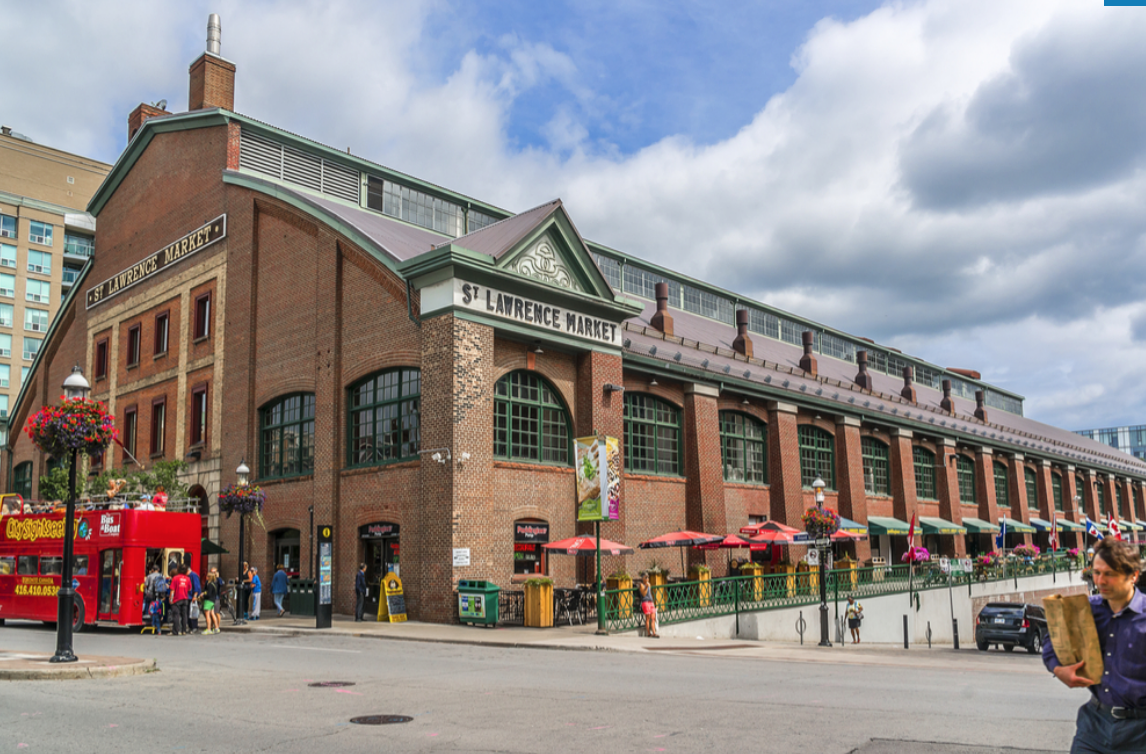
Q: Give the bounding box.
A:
[506,239,584,292]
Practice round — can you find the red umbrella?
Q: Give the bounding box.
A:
[639,530,723,573]
[694,534,753,551]
[543,537,634,556]
[740,521,802,537]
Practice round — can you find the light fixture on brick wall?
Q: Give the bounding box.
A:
[531,341,544,354]
[419,448,452,463]
[649,377,659,387]
[604,383,625,393]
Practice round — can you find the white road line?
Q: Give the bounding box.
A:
[263,644,361,653]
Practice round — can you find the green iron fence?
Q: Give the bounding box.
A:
[601,555,1079,633]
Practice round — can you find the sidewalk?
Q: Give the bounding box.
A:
[228,613,1046,673]
[0,649,156,681]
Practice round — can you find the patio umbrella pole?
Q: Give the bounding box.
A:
[595,521,605,634]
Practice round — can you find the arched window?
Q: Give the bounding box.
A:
[348,368,420,467]
[797,425,834,490]
[914,446,936,500]
[12,461,32,499]
[1052,474,1064,512]
[861,437,889,496]
[993,462,1010,509]
[494,371,570,464]
[623,393,681,475]
[1025,468,1038,510]
[720,411,766,484]
[956,455,975,505]
[259,393,315,480]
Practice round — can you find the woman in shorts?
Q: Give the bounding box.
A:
[201,571,220,634]
[846,596,863,644]
[638,572,659,638]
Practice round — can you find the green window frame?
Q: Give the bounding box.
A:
[1025,468,1039,511]
[719,411,766,484]
[993,462,1010,509]
[1075,475,1085,511]
[12,461,32,499]
[494,371,570,465]
[347,369,420,468]
[861,437,889,496]
[1096,479,1106,516]
[1052,474,1064,512]
[1116,484,1124,519]
[798,425,835,490]
[623,393,681,475]
[914,446,936,500]
[259,393,315,480]
[956,455,976,505]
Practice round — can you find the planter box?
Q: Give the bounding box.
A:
[524,582,553,628]
[606,576,633,619]
[689,569,712,607]
[648,572,668,611]
[739,564,765,602]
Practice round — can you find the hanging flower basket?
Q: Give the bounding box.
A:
[218,483,265,518]
[24,397,117,459]
[802,506,840,538]
[1012,544,1040,558]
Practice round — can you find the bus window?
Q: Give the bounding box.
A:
[40,557,63,576]
[0,556,14,575]
[75,555,90,576]
[99,550,122,616]
[17,555,38,575]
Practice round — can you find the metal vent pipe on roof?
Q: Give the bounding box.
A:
[207,14,222,54]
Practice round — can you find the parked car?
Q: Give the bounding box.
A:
[975,602,1047,654]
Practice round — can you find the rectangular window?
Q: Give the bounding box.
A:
[0,243,15,268]
[190,384,207,446]
[95,338,108,379]
[28,221,52,246]
[0,273,14,297]
[0,303,12,328]
[154,311,169,355]
[22,336,41,361]
[194,293,211,339]
[126,324,141,366]
[25,279,50,304]
[1053,475,1064,512]
[62,265,82,286]
[0,395,8,420]
[63,233,94,257]
[150,398,166,455]
[1025,468,1039,511]
[23,308,48,333]
[861,438,890,496]
[0,333,11,357]
[123,406,138,460]
[994,464,1010,509]
[956,455,976,505]
[27,250,51,275]
[21,366,29,384]
[0,215,15,239]
[0,364,9,389]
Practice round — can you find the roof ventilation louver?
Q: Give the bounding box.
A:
[723,365,731,374]
[648,346,657,356]
[674,352,682,362]
[782,379,790,388]
[815,388,823,396]
[764,376,772,383]
[623,339,631,348]
[744,370,752,379]
[701,359,709,368]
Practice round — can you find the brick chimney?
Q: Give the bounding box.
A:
[854,350,873,390]
[799,331,817,376]
[940,379,954,414]
[649,282,674,336]
[731,309,753,358]
[128,102,169,141]
[188,14,236,111]
[974,390,988,423]
[900,365,917,403]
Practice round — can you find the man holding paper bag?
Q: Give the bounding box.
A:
[1043,540,1146,752]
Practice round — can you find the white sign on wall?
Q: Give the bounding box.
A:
[452,548,471,567]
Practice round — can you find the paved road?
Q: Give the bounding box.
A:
[1,621,1082,753]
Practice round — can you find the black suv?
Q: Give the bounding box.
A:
[975,602,1047,654]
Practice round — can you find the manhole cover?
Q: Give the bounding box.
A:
[308,681,356,688]
[350,715,413,725]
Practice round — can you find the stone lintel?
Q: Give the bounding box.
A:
[767,401,798,415]
[684,383,720,398]
[835,415,862,428]
[890,428,913,439]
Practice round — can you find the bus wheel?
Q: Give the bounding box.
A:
[72,594,85,633]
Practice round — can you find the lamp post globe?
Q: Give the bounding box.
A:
[812,477,826,507]
[50,366,90,663]
[236,459,250,486]
[810,475,831,647]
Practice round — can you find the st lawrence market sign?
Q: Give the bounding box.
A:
[451,279,621,347]
[86,215,226,309]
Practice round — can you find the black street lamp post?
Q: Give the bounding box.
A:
[812,476,832,648]
[51,366,91,664]
[233,459,250,626]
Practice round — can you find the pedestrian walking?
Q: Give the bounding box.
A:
[186,559,202,633]
[638,572,659,638]
[241,561,251,619]
[271,563,289,617]
[169,565,192,636]
[846,596,864,644]
[201,571,220,634]
[249,566,262,620]
[355,563,367,621]
[1043,539,1146,752]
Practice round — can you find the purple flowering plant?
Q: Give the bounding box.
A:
[802,506,840,537]
[218,483,266,517]
[25,396,118,458]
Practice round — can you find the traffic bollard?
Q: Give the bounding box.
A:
[903,614,909,649]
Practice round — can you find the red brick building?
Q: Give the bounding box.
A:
[6,35,1146,623]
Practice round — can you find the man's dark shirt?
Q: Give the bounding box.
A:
[1043,589,1146,709]
[355,570,367,595]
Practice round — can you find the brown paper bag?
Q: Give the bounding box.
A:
[1043,594,1103,684]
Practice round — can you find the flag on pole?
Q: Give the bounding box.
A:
[1050,510,1059,552]
[906,511,917,558]
[1085,517,1105,541]
[995,514,1007,550]
[1110,509,1123,541]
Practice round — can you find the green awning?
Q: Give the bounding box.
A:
[201,538,229,555]
[999,518,1036,533]
[1102,518,1144,532]
[838,516,868,535]
[867,516,913,536]
[1057,519,1086,532]
[920,516,967,535]
[960,517,1000,533]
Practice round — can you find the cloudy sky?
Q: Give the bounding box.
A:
[4,0,1145,433]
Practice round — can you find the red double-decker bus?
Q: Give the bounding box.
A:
[0,497,201,630]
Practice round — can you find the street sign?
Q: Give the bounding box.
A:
[815,537,831,548]
[939,557,951,573]
[961,558,973,572]
[806,548,819,566]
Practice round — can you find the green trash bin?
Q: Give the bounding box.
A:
[457,580,500,627]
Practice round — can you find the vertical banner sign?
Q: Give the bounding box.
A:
[575,436,620,522]
[316,525,333,630]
